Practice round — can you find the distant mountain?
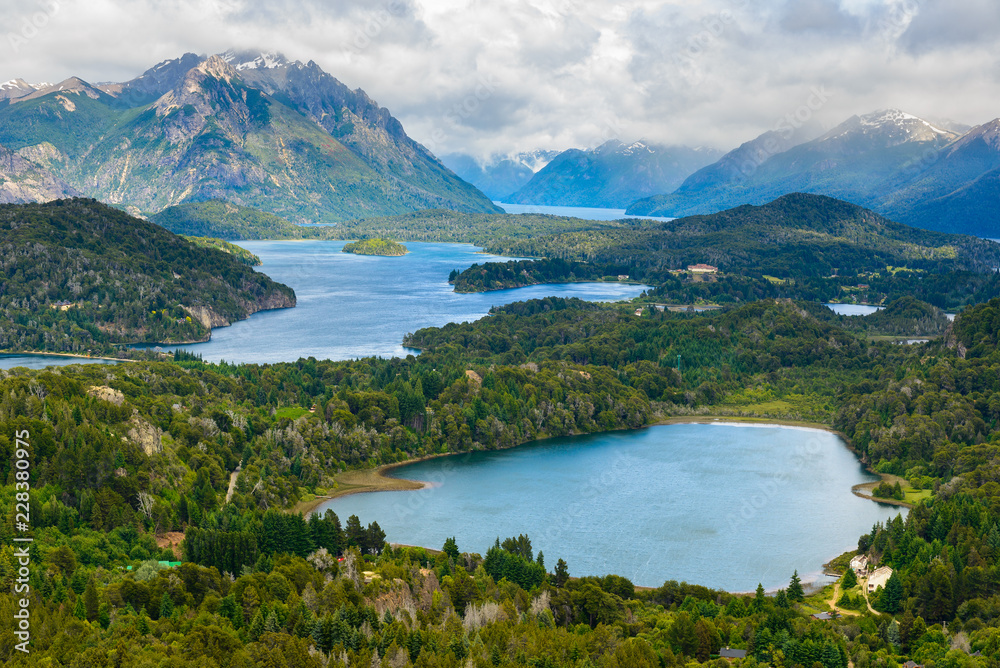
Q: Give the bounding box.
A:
[883,119,1000,235]
[627,109,1000,238]
[0,51,500,222]
[440,150,559,201]
[504,140,723,208]
[628,110,959,217]
[0,78,38,103]
[630,123,820,214]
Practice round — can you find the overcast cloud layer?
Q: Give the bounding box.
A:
[2,0,998,157]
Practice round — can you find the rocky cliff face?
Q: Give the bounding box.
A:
[181,289,296,331]
[0,143,78,203]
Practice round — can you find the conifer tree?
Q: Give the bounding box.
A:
[788,570,805,602]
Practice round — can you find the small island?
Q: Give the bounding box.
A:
[342,238,408,256]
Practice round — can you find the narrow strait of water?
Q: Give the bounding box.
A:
[137,241,649,364]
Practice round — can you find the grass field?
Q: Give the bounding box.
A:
[274,406,312,420]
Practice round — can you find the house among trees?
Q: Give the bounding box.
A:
[687,263,718,273]
[850,554,869,574]
[868,565,893,592]
[719,648,748,660]
[812,612,838,620]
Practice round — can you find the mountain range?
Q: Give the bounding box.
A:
[440,150,559,201]
[502,140,723,208]
[626,109,1000,237]
[0,51,500,222]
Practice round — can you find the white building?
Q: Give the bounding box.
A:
[850,554,869,575]
[868,566,893,593]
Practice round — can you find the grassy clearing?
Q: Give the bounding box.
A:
[853,473,932,507]
[275,406,312,420]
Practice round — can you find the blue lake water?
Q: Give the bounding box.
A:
[825,303,956,321]
[0,354,120,370]
[317,422,900,591]
[495,202,675,223]
[824,303,883,316]
[145,241,649,364]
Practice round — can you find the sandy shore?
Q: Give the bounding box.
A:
[294,463,435,514]
[653,415,836,431]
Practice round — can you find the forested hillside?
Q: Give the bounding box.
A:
[2,296,1000,665]
[453,194,1000,310]
[0,199,295,354]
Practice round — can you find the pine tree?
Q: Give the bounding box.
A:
[73,595,86,620]
[84,578,99,621]
[159,591,174,619]
[842,567,858,589]
[754,583,766,611]
[442,537,460,562]
[877,571,904,614]
[366,521,386,555]
[788,570,805,602]
[554,559,569,587]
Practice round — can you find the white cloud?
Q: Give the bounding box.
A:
[1,0,997,158]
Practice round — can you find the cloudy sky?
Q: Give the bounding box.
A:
[3,0,998,157]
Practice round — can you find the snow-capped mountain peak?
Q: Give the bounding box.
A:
[860,108,950,136]
[221,49,290,71]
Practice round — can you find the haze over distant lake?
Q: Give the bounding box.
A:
[319,422,901,591]
[143,241,649,364]
[496,202,675,222]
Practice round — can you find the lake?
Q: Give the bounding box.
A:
[825,303,956,321]
[316,422,901,592]
[0,354,120,371]
[144,241,649,364]
[495,202,675,222]
[824,303,883,316]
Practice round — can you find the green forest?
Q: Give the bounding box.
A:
[0,199,295,355]
[0,195,999,666]
[2,293,1000,665]
[449,195,1000,311]
[150,195,1000,310]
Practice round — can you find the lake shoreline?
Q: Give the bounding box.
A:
[298,414,909,516]
[0,349,124,363]
[453,277,649,294]
[298,416,904,591]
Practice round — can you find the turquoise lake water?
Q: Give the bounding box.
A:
[316,422,901,591]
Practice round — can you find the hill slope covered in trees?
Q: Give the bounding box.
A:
[0,198,295,353]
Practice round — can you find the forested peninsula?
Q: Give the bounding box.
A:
[0,199,295,355]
